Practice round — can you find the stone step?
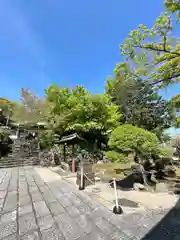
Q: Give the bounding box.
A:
[0,158,39,163]
[0,137,40,168]
[8,156,37,158]
[0,158,39,164]
[0,160,39,165]
[7,154,33,157]
[0,159,39,163]
[0,163,39,167]
[3,159,39,162]
[0,159,39,164]
[0,163,39,168]
[0,159,39,162]
[1,157,39,161]
[5,155,38,158]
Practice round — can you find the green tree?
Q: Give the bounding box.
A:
[165,0,180,18]
[106,71,175,141]
[12,88,46,125]
[107,124,161,162]
[175,137,180,157]
[120,9,180,87]
[0,99,15,126]
[45,84,121,134]
[38,130,56,150]
[0,128,11,157]
[171,94,180,127]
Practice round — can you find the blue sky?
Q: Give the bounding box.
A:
[0,0,179,101]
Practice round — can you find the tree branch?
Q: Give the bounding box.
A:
[150,73,180,85]
[134,44,180,56]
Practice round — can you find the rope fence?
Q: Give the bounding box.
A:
[78,164,123,214]
[77,163,175,214]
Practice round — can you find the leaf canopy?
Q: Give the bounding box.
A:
[108,124,161,156]
[45,84,121,135]
[120,11,180,87]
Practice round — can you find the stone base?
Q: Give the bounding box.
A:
[76,172,95,187]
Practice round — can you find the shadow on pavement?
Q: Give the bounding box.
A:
[35,167,180,240]
[141,196,180,240]
[115,198,139,208]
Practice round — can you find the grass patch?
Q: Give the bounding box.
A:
[176,167,180,177]
[93,162,133,181]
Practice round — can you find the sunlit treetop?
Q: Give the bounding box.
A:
[120,10,180,87]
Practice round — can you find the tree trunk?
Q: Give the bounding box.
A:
[139,163,148,185]
[6,115,9,126]
[134,151,148,185]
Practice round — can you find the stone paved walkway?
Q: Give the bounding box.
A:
[0,167,180,240]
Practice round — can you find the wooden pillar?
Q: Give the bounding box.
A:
[63,144,66,162]
[72,144,75,172]
[16,124,20,137]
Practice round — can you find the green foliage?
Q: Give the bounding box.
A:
[0,102,13,116]
[172,94,180,109]
[12,88,47,125]
[0,128,11,157]
[120,10,180,87]
[156,131,171,143]
[107,0,179,140]
[106,151,129,163]
[0,128,10,144]
[165,0,180,19]
[175,137,180,157]
[171,94,180,112]
[45,84,121,134]
[38,130,55,150]
[159,146,174,157]
[106,71,175,139]
[176,117,180,127]
[0,99,16,126]
[171,94,180,127]
[108,125,160,157]
[165,0,180,11]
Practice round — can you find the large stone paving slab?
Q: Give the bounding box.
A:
[0,166,179,240]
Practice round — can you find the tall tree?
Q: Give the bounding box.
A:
[12,88,46,125]
[171,93,180,127]
[106,70,175,141]
[120,6,180,87]
[45,84,121,135]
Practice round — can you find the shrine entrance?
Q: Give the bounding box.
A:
[59,133,84,172]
